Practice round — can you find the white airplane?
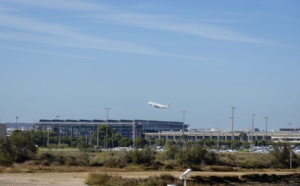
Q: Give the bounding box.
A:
[148,101,170,109]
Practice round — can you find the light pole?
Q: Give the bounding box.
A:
[96,122,99,148]
[251,114,255,150]
[57,116,61,145]
[265,117,268,142]
[217,130,220,149]
[105,108,111,150]
[289,122,292,170]
[181,110,187,141]
[230,107,236,150]
[16,116,19,130]
[47,127,50,147]
[89,131,93,146]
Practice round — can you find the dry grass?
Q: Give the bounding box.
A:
[218,152,274,168]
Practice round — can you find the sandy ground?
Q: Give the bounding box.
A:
[0,171,297,186]
[0,172,87,186]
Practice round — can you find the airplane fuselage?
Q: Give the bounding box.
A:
[148,101,170,109]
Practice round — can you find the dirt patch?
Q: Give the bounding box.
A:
[0,172,87,186]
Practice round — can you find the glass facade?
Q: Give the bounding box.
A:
[34,119,187,140]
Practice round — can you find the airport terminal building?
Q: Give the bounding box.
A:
[32,120,300,144]
[34,119,187,140]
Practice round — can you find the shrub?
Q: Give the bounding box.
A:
[204,151,218,165]
[129,146,156,165]
[270,142,295,168]
[164,140,179,159]
[174,144,212,166]
[0,130,37,165]
[85,173,181,186]
[163,163,174,170]
[65,156,78,166]
[0,139,14,166]
[9,130,37,162]
[85,173,139,186]
[85,173,113,185]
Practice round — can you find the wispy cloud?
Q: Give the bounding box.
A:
[0,13,75,37]
[0,0,104,11]
[0,6,214,61]
[1,0,276,46]
[0,45,95,59]
[0,30,210,62]
[0,13,164,55]
[100,12,276,46]
[0,0,287,61]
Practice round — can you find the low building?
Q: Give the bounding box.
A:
[145,131,300,143]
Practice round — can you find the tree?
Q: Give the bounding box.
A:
[164,140,179,159]
[92,125,117,148]
[232,141,242,149]
[135,137,148,148]
[32,130,46,147]
[112,133,121,147]
[201,138,215,148]
[0,139,14,166]
[242,141,250,149]
[257,140,266,146]
[76,136,88,149]
[156,138,165,147]
[61,136,72,147]
[146,137,155,146]
[119,137,132,147]
[270,142,297,168]
[8,130,37,163]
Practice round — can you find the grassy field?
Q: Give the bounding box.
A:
[1,146,300,185]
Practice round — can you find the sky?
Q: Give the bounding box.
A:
[0,0,299,131]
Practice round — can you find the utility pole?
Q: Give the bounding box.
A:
[230,107,236,150]
[265,117,268,141]
[105,108,111,150]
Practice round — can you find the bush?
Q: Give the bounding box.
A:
[0,130,37,165]
[0,139,14,166]
[270,142,296,168]
[9,130,37,162]
[85,173,139,186]
[174,144,214,166]
[129,146,156,165]
[204,151,218,165]
[85,173,181,186]
[164,140,179,159]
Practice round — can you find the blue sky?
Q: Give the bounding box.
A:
[0,0,299,131]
